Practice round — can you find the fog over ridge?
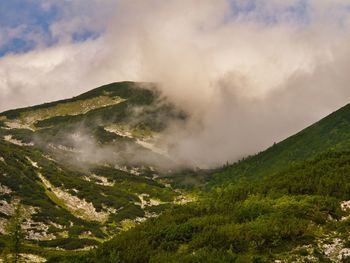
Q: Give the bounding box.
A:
[1,0,350,167]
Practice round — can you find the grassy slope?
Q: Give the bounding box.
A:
[0,81,184,169]
[0,139,178,234]
[0,82,150,119]
[0,81,178,132]
[0,82,185,255]
[211,103,350,185]
[56,102,350,262]
[61,150,350,263]
[0,140,100,236]
[0,133,178,254]
[3,82,350,261]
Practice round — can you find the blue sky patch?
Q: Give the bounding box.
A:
[0,1,101,57]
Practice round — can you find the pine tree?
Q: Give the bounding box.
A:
[5,202,25,263]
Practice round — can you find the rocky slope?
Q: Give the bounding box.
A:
[0,82,189,258]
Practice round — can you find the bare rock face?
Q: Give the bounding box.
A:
[37,172,110,222]
[341,200,350,211]
[0,200,15,216]
[3,135,33,146]
[0,184,11,195]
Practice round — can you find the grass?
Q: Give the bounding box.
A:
[5,95,126,129]
[120,219,136,231]
[45,189,69,210]
[0,82,154,119]
[104,124,154,139]
[36,176,89,220]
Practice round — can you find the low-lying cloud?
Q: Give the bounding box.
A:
[1,0,350,167]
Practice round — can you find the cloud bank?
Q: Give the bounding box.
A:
[1,0,350,167]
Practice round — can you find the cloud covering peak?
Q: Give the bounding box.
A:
[1,0,350,167]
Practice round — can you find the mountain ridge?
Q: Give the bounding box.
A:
[210,102,350,186]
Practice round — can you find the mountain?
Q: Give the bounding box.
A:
[0,81,186,169]
[210,103,350,185]
[78,150,350,263]
[2,81,350,262]
[0,82,191,260]
[60,101,350,262]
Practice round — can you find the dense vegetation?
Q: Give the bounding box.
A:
[0,82,185,258]
[0,139,176,249]
[211,103,350,186]
[1,82,350,262]
[60,150,350,262]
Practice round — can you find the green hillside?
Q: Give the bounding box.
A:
[2,81,350,262]
[66,151,350,262]
[0,82,189,260]
[55,101,350,262]
[211,103,350,185]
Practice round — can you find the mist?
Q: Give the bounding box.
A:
[60,129,174,170]
[1,0,350,168]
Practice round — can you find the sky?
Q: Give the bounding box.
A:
[1,0,350,167]
[0,0,111,56]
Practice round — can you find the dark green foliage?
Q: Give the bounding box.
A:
[38,238,99,250]
[261,150,350,200]
[0,137,177,251]
[212,103,350,186]
[2,82,350,262]
[4,203,25,262]
[0,141,85,228]
[73,149,350,262]
[0,81,187,259]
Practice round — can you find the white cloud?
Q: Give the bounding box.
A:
[1,0,350,167]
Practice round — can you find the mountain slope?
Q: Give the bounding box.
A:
[211,102,350,185]
[65,150,350,263]
[0,82,189,257]
[2,81,350,262]
[0,81,186,169]
[62,102,350,263]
